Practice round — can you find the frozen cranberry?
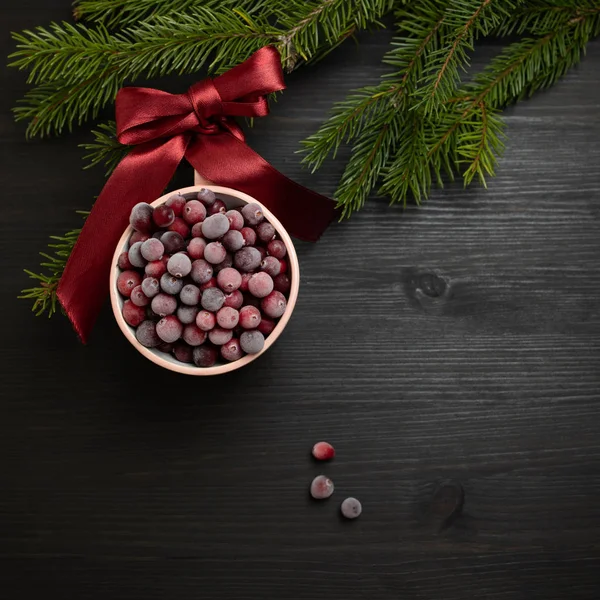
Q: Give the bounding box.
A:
[257,317,275,336]
[273,273,291,294]
[196,310,216,331]
[156,315,183,343]
[136,320,161,347]
[151,293,177,316]
[248,272,273,298]
[177,305,199,325]
[200,277,217,291]
[190,259,213,285]
[310,475,334,500]
[129,202,154,233]
[182,324,207,346]
[209,199,226,215]
[312,442,335,461]
[256,221,275,243]
[221,337,243,362]
[183,200,207,225]
[279,259,288,274]
[140,238,164,262]
[145,258,168,279]
[261,256,282,277]
[161,231,186,254]
[261,291,287,318]
[234,247,261,272]
[340,497,362,519]
[222,230,245,252]
[166,193,186,217]
[224,290,243,309]
[240,227,256,247]
[216,307,239,329]
[153,204,175,228]
[167,253,192,278]
[130,285,150,307]
[180,284,201,306]
[256,246,268,261]
[202,213,229,239]
[128,241,146,268]
[239,273,252,292]
[168,217,190,239]
[208,327,233,345]
[187,237,206,260]
[214,253,233,274]
[240,330,264,354]
[204,242,227,265]
[217,267,242,293]
[239,305,261,330]
[157,341,174,353]
[130,231,149,245]
[241,202,264,226]
[242,293,261,309]
[201,287,225,312]
[117,270,142,297]
[197,188,216,206]
[141,277,160,298]
[117,251,133,270]
[225,209,244,231]
[193,345,218,367]
[190,222,204,238]
[173,342,193,363]
[267,239,287,259]
[122,300,146,327]
[160,273,184,295]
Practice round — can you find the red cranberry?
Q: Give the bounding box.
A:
[239,273,252,292]
[183,200,207,225]
[182,324,208,346]
[312,442,335,461]
[200,277,217,291]
[145,257,168,279]
[248,272,273,298]
[239,305,261,329]
[187,237,206,260]
[153,204,175,228]
[130,231,149,245]
[256,221,275,243]
[196,310,216,332]
[117,270,142,297]
[216,307,239,329]
[221,337,243,362]
[130,285,150,307]
[257,317,276,336]
[117,251,133,270]
[168,217,190,239]
[261,291,287,318]
[240,227,256,246]
[223,290,243,309]
[267,239,287,259]
[209,199,227,215]
[165,194,186,217]
[273,273,291,294]
[261,256,282,277]
[225,209,244,231]
[122,300,146,327]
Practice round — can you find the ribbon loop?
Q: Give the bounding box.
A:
[57,46,338,343]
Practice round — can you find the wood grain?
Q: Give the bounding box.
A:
[1,2,600,599]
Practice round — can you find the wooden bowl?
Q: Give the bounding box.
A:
[110,185,300,375]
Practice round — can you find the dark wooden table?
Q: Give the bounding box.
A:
[2,2,600,599]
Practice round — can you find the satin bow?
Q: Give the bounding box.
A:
[57,46,337,342]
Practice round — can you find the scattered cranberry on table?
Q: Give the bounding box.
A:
[312,441,335,461]
[117,189,291,367]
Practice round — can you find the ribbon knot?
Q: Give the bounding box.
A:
[57,46,337,343]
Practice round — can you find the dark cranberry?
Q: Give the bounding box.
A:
[257,317,276,336]
[222,230,245,252]
[201,287,225,312]
[273,273,291,294]
[153,204,175,228]
[117,251,133,270]
[240,227,256,246]
[129,202,154,233]
[193,345,219,367]
[168,217,190,239]
[135,320,161,347]
[191,222,204,238]
[122,300,146,327]
[256,221,275,243]
[209,199,227,215]
[267,239,287,259]
[130,231,149,245]
[225,209,244,231]
[261,256,282,277]
[197,188,216,206]
[173,342,194,363]
[165,194,186,217]
[161,230,186,254]
[240,330,264,354]
[241,202,264,226]
[234,247,261,272]
[261,291,287,318]
[190,259,213,285]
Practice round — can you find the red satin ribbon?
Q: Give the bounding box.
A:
[57,46,337,343]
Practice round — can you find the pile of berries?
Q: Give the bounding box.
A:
[116,188,292,368]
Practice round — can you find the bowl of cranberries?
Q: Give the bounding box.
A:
[110,185,298,374]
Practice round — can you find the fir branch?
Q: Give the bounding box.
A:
[81,120,128,176]
[19,213,88,317]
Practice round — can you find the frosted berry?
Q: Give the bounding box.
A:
[140,238,164,262]
[128,241,147,268]
[214,253,233,274]
[193,345,218,367]
[129,202,153,233]
[151,293,177,316]
[190,259,213,285]
[141,277,160,298]
[243,293,261,309]
[187,237,206,260]
[225,210,244,231]
[160,273,184,295]
[152,204,175,228]
[180,284,201,306]
[216,307,239,329]
[312,442,335,461]
[221,338,243,362]
[240,227,256,247]
[161,231,186,254]
[224,290,243,309]
[182,324,207,346]
[279,259,288,274]
[191,222,204,238]
[256,246,268,261]
[209,199,226,215]
[157,342,174,353]
[168,217,190,239]
[222,230,245,252]
[241,202,264,226]
[130,231,149,245]
[200,277,217,291]
[257,317,276,336]
[234,247,261,272]
[130,285,150,307]
[166,193,186,217]
[240,330,264,354]
[261,256,282,277]
[167,253,192,278]
[183,200,207,225]
[117,270,142,297]
[136,320,161,347]
[201,287,225,312]
[208,327,233,345]
[267,239,287,259]
[197,187,216,206]
[340,497,362,519]
[310,475,334,500]
[238,305,261,330]
[239,273,252,292]
[261,291,287,318]
[196,310,216,331]
[217,267,242,293]
[122,300,146,327]
[201,213,229,239]
[177,305,199,325]
[248,272,273,298]
[204,242,227,265]
[173,342,193,363]
[118,251,133,270]
[256,221,275,243]
[273,273,291,294]
[156,315,183,343]
[145,258,168,279]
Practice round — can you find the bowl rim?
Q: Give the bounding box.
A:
[110,184,300,375]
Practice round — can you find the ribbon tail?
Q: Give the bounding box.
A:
[185,134,338,243]
[57,135,188,343]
